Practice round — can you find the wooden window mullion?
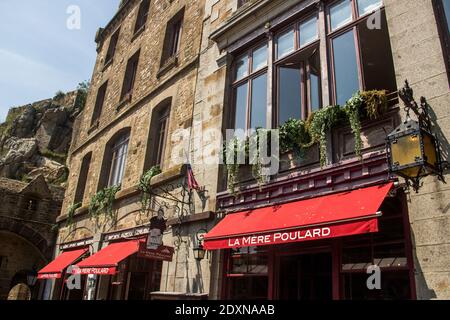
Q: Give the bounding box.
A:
[318,2,330,106]
[246,78,252,131]
[267,34,274,129]
[306,61,312,118]
[353,26,364,91]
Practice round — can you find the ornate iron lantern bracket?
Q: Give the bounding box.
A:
[387,80,447,192]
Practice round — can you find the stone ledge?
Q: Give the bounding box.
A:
[167,211,214,226]
[131,24,146,42]
[150,292,208,300]
[150,164,186,186]
[102,58,114,72]
[157,55,179,78]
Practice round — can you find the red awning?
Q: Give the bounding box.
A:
[204,183,393,250]
[73,239,142,275]
[38,248,88,279]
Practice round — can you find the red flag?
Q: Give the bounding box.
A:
[187,164,200,191]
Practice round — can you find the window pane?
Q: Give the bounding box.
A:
[252,44,268,71]
[332,30,360,105]
[299,16,318,47]
[109,156,120,186]
[117,143,128,184]
[277,29,295,59]
[443,0,450,33]
[357,0,383,16]
[309,52,321,112]
[250,73,267,129]
[359,11,397,92]
[234,83,248,130]
[229,276,268,300]
[279,67,302,125]
[235,56,249,81]
[330,0,353,31]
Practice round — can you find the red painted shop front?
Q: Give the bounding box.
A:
[206,183,416,300]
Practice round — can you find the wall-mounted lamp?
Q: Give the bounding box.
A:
[386,81,447,192]
[193,228,207,261]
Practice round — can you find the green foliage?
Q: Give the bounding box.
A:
[66,202,82,228]
[53,167,69,185]
[77,80,90,92]
[249,129,270,190]
[279,118,311,157]
[138,166,162,212]
[53,91,66,100]
[88,185,121,224]
[307,105,344,167]
[40,148,67,164]
[20,174,31,183]
[222,89,389,193]
[0,107,25,137]
[223,137,242,197]
[74,80,90,111]
[343,92,364,159]
[360,90,388,120]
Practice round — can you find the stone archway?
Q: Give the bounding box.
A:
[0,216,53,260]
[0,230,48,300]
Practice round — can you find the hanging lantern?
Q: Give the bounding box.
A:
[193,228,208,261]
[386,81,446,192]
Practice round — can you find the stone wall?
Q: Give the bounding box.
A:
[0,232,47,300]
[62,0,206,212]
[0,176,64,300]
[385,0,450,299]
[57,0,227,299]
[58,0,450,300]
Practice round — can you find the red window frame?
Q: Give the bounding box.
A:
[326,0,391,105]
[231,42,268,132]
[273,13,321,124]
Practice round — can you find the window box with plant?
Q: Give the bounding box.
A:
[224,89,389,195]
[226,0,396,195]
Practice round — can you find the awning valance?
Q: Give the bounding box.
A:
[38,248,88,279]
[204,183,393,250]
[73,239,142,275]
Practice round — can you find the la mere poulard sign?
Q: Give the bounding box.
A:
[204,218,378,250]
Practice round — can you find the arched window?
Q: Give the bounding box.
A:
[98,128,131,189]
[144,99,171,171]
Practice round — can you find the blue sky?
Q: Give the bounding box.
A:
[0,0,120,122]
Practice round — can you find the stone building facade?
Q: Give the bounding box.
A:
[48,0,449,300]
[50,0,223,300]
[0,176,64,300]
[201,0,450,300]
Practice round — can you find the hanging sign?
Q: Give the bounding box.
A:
[138,242,174,262]
[146,209,167,250]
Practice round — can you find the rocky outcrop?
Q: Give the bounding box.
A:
[0,88,87,186]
